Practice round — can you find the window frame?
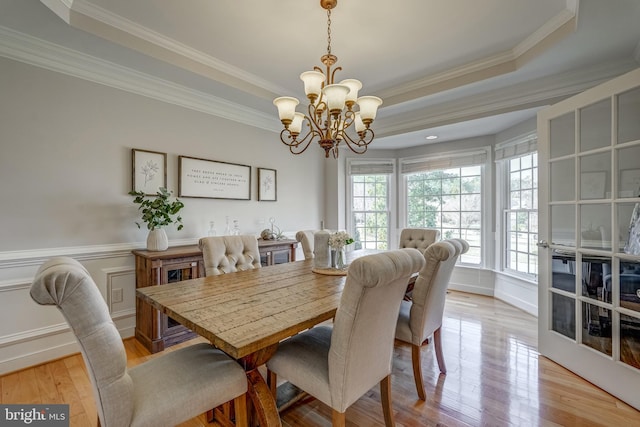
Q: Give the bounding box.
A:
[346,159,396,251]
[500,151,539,280]
[398,148,492,268]
[494,131,539,282]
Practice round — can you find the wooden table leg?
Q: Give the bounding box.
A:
[240,344,282,427]
[247,369,281,427]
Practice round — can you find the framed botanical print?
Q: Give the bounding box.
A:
[258,168,277,201]
[132,149,167,195]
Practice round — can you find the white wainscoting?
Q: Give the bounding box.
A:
[0,246,140,375]
[448,265,495,296]
[494,272,539,317]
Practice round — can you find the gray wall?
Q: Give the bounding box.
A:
[0,56,325,373]
[0,56,324,251]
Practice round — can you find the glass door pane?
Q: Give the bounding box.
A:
[580,99,612,152]
[617,87,640,144]
[617,145,640,198]
[551,205,576,247]
[550,112,575,159]
[580,152,611,200]
[580,204,611,250]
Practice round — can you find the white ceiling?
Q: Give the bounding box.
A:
[1,0,639,150]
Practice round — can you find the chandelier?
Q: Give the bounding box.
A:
[273,0,382,158]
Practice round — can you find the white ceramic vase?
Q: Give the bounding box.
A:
[147,228,169,251]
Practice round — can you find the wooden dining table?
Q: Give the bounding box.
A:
[136,250,378,427]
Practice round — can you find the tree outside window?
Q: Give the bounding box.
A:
[406,166,482,264]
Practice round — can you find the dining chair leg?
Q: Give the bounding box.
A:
[433,326,447,374]
[380,375,395,427]
[234,393,248,427]
[267,369,277,399]
[331,409,346,427]
[411,343,427,401]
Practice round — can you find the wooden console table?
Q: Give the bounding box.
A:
[133,238,298,353]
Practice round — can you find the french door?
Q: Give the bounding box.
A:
[538,67,640,409]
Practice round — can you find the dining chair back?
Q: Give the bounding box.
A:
[398,228,440,253]
[395,238,468,400]
[30,257,248,427]
[267,248,425,426]
[295,230,317,259]
[199,235,261,276]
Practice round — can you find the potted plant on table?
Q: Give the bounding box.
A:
[129,187,184,251]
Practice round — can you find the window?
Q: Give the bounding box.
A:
[348,159,394,251]
[351,174,389,250]
[405,166,482,264]
[505,152,538,277]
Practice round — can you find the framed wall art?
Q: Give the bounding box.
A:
[132,149,167,195]
[179,155,251,200]
[258,168,277,201]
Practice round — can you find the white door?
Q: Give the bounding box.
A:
[538,67,640,409]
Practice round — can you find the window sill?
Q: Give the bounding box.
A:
[496,269,538,286]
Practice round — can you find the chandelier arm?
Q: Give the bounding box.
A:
[329,66,342,86]
[279,127,319,155]
[341,110,355,130]
[306,102,328,137]
[340,128,375,154]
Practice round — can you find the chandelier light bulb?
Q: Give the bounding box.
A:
[354,112,366,133]
[273,97,299,124]
[357,96,383,124]
[339,79,363,106]
[290,112,305,135]
[322,84,350,114]
[300,71,326,99]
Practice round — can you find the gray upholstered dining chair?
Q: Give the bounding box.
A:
[30,257,248,427]
[295,230,317,259]
[398,228,440,253]
[267,249,425,427]
[395,238,468,401]
[199,235,262,276]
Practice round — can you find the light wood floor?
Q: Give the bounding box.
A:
[3,291,640,426]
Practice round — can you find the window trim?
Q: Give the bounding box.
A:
[398,147,492,268]
[346,158,396,250]
[496,133,539,281]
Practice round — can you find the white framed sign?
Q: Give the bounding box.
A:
[178,156,251,200]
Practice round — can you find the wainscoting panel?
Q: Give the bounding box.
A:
[0,248,138,375]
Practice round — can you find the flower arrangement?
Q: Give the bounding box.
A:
[329,231,355,250]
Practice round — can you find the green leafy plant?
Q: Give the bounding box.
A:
[128,187,184,231]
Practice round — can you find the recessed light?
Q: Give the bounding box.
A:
[425,135,438,140]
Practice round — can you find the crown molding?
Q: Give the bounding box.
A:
[378,7,577,107]
[0,26,280,133]
[38,0,73,23]
[42,0,285,99]
[377,59,637,136]
[512,9,576,58]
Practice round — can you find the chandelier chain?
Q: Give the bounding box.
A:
[326,9,332,56]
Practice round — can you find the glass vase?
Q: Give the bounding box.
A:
[331,248,346,269]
